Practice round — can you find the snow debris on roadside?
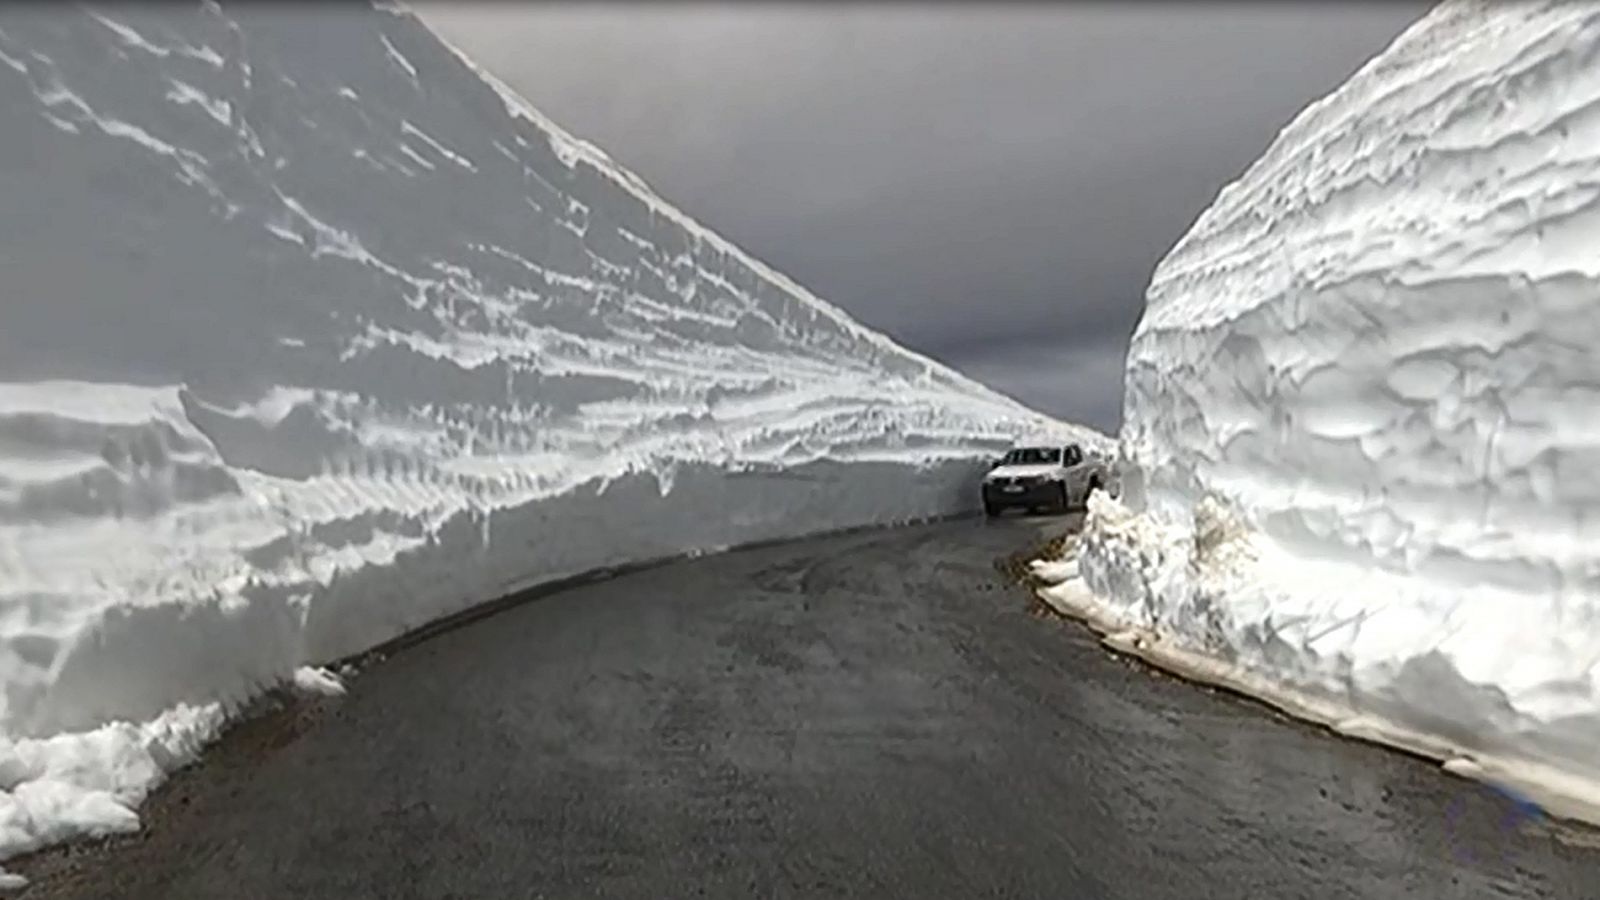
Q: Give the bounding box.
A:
[291,667,348,698]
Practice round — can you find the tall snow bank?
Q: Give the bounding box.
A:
[0,2,1100,871]
[1080,0,1600,821]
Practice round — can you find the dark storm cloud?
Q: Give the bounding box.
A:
[415,2,1428,434]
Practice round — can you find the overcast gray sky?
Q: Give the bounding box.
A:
[415,2,1427,434]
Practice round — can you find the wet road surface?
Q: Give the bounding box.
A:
[20,516,1600,899]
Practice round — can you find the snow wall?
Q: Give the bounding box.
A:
[0,2,1102,868]
[1078,0,1600,822]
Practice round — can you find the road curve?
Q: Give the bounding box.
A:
[19,517,1600,899]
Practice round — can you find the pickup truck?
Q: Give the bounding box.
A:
[980,441,1109,517]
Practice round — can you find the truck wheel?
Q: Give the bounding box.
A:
[1087,476,1103,499]
[983,501,1001,518]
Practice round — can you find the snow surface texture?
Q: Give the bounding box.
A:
[0,2,1100,873]
[1077,0,1600,823]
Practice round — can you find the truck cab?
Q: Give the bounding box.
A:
[980,441,1107,517]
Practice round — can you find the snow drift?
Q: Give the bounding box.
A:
[1073,0,1600,822]
[0,2,1096,872]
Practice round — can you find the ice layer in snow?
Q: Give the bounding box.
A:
[0,2,1101,872]
[1076,0,1600,822]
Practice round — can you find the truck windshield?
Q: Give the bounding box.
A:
[1003,447,1061,465]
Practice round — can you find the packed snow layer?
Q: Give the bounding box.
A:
[0,2,1100,872]
[1079,0,1600,821]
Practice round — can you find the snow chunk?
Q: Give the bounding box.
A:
[0,702,223,883]
[292,666,347,698]
[1027,559,1078,585]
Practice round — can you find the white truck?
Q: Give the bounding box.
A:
[980,441,1109,517]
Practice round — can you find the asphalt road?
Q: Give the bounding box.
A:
[20,515,1600,899]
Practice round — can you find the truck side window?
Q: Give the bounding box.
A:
[1064,445,1082,466]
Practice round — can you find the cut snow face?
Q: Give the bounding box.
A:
[1079,0,1600,825]
[0,2,1103,878]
